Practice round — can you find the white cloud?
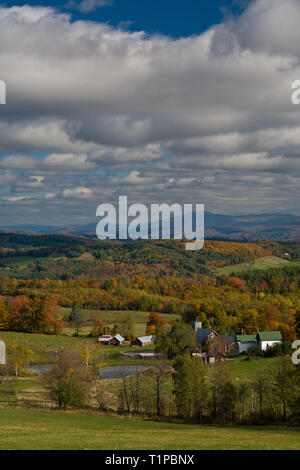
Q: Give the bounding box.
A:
[2,196,31,202]
[45,192,56,199]
[120,171,156,185]
[1,1,300,222]
[43,153,96,171]
[0,153,96,172]
[66,0,113,14]
[62,187,93,198]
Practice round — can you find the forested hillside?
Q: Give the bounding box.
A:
[0,234,299,341]
[0,234,293,279]
[0,265,299,340]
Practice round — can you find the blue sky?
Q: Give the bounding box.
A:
[5,0,247,36]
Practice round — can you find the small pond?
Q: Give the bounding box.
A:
[26,364,149,379]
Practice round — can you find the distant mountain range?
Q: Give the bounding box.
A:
[1,212,300,241]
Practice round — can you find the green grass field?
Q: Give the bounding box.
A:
[0,256,43,266]
[0,408,298,450]
[106,356,284,403]
[226,356,282,381]
[0,309,179,366]
[218,256,300,276]
[60,308,180,338]
[0,330,155,366]
[0,378,44,404]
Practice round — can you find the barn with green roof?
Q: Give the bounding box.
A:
[235,331,282,354]
[236,334,257,354]
[256,331,282,351]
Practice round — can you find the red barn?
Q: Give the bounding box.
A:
[98,335,113,345]
[131,335,154,347]
[109,334,125,346]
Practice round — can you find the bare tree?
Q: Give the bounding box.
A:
[252,370,270,418]
[95,369,109,411]
[150,362,170,416]
[119,367,131,413]
[46,348,95,409]
[129,369,142,414]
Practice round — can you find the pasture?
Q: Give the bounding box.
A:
[0,408,299,450]
[0,308,179,366]
[218,255,300,276]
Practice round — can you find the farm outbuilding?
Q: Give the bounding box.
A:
[223,336,237,353]
[256,331,282,351]
[98,334,125,346]
[109,334,125,346]
[236,334,257,354]
[131,335,154,347]
[236,331,282,353]
[192,348,225,364]
[98,335,113,345]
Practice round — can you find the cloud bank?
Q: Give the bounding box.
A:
[1,0,300,225]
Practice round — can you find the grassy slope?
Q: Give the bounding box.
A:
[218,256,300,276]
[0,310,179,366]
[226,357,282,381]
[60,308,180,337]
[0,408,299,450]
[0,330,154,366]
[106,356,283,402]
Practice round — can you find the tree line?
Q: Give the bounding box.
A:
[0,270,299,340]
[43,348,300,425]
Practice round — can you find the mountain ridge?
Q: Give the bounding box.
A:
[1,211,300,241]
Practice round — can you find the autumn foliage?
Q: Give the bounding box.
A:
[0,295,62,334]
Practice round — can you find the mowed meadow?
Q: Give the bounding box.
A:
[0,408,299,450]
[0,309,180,365]
[217,256,300,276]
[0,236,300,450]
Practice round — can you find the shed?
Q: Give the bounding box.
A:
[131,335,154,347]
[98,335,113,345]
[236,334,257,354]
[109,334,125,346]
[192,348,225,364]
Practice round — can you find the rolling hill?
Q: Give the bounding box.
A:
[218,255,300,276]
[1,212,300,241]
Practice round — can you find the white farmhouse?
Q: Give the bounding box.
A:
[236,334,257,354]
[256,331,282,351]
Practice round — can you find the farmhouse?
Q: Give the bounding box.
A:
[193,321,226,354]
[236,334,257,354]
[131,335,154,347]
[256,331,282,351]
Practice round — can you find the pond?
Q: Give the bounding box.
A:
[26,364,149,379]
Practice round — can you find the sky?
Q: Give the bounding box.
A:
[4,0,248,37]
[1,0,300,227]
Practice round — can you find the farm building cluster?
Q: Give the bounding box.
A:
[191,321,282,361]
[98,334,155,347]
